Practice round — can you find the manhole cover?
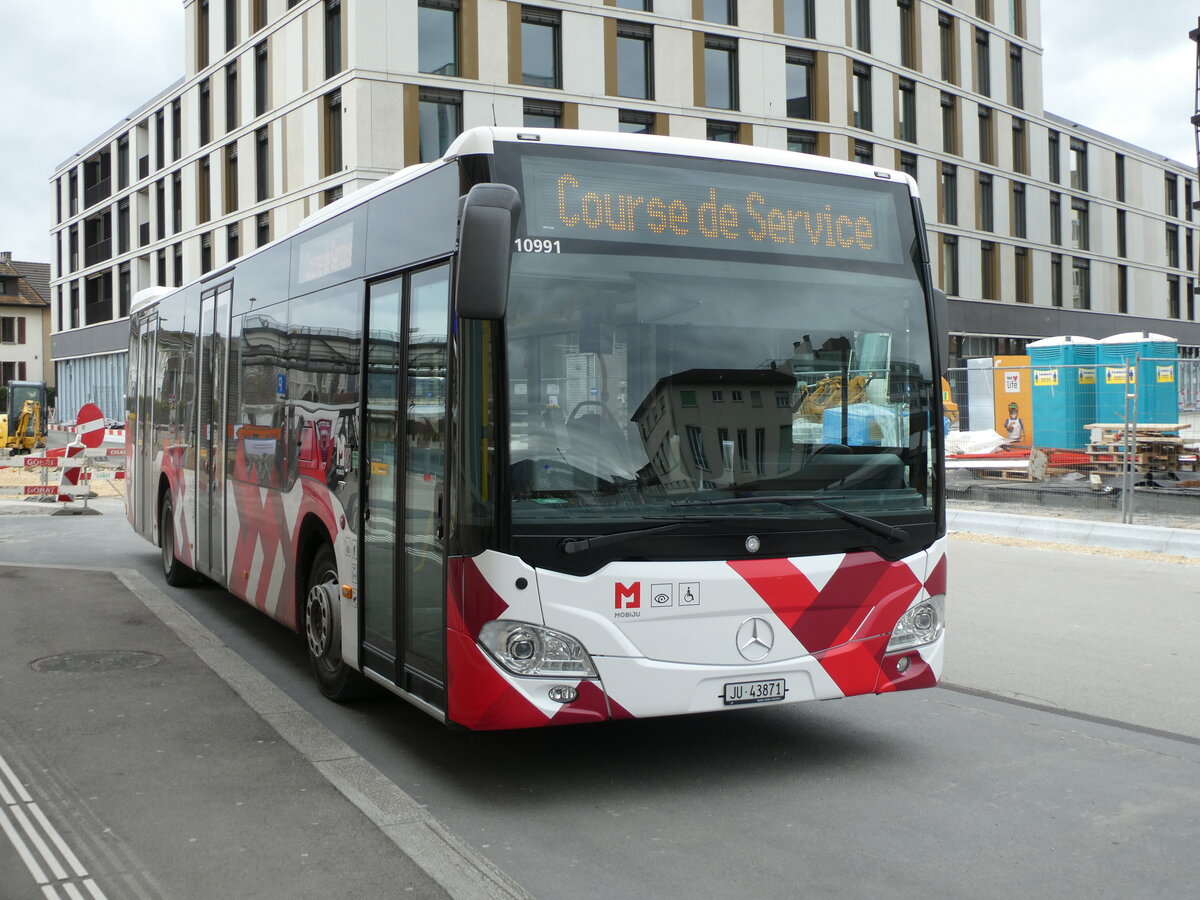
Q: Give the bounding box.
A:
[30,651,164,674]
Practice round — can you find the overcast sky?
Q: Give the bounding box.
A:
[1,0,1197,264]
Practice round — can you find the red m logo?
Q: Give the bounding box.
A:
[614,582,641,609]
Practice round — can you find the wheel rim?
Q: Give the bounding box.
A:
[161,512,174,575]
[305,573,340,667]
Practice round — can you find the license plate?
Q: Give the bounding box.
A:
[722,678,786,706]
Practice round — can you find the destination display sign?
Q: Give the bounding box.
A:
[518,153,907,264]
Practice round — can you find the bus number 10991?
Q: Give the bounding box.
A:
[514,238,561,254]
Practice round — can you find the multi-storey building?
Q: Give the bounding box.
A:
[0,251,52,389]
[48,0,1200,418]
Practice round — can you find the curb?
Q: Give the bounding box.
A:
[947,508,1200,558]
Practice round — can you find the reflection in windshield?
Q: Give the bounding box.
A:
[506,249,935,526]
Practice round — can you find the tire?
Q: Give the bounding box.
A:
[160,493,199,587]
[303,542,371,702]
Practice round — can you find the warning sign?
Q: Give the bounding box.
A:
[1033,369,1058,387]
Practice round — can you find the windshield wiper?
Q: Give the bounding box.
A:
[671,495,909,544]
[559,522,686,554]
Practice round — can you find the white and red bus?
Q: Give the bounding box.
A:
[126,127,947,730]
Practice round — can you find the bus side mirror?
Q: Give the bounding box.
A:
[456,183,523,320]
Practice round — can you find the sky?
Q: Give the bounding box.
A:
[1,0,1197,264]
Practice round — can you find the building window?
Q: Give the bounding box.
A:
[978,106,994,163]
[616,22,653,100]
[419,88,463,162]
[704,35,738,110]
[706,120,740,143]
[227,223,240,262]
[787,129,818,154]
[171,99,182,162]
[980,241,996,299]
[1072,258,1090,309]
[1011,182,1026,238]
[155,180,165,241]
[168,246,178,287]
[1008,43,1023,109]
[615,0,652,9]
[853,140,873,166]
[198,156,211,224]
[975,28,990,96]
[1011,117,1027,174]
[1188,227,1195,270]
[256,211,271,248]
[1116,263,1127,313]
[898,78,916,142]
[119,264,132,318]
[787,50,814,119]
[325,0,343,79]
[522,8,561,88]
[938,13,957,84]
[1116,209,1126,257]
[701,0,736,26]
[197,0,210,69]
[117,135,130,191]
[118,199,130,254]
[1050,191,1061,245]
[1166,173,1179,217]
[323,89,343,175]
[201,233,213,275]
[523,99,562,128]
[324,186,344,206]
[1115,153,1125,202]
[941,234,959,295]
[619,110,655,133]
[171,171,182,233]
[1167,223,1180,267]
[853,0,871,52]
[199,77,212,146]
[223,144,238,215]
[225,0,238,51]
[1168,275,1181,318]
[1070,139,1087,191]
[252,0,267,32]
[1186,181,1194,222]
[899,151,917,178]
[0,317,27,344]
[1051,254,1063,308]
[852,64,871,130]
[225,62,239,133]
[255,41,269,117]
[419,0,459,76]
[781,0,814,39]
[686,425,709,472]
[1010,0,1026,36]
[939,163,957,225]
[255,126,270,201]
[1048,130,1060,184]
[978,174,993,231]
[1070,199,1089,251]
[1014,247,1030,303]
[898,0,916,69]
[940,92,957,154]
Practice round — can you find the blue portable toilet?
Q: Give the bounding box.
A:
[1026,336,1098,449]
[1095,333,1179,425]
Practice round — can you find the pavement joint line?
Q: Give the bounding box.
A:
[94,566,534,900]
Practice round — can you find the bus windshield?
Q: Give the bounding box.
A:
[497,144,936,531]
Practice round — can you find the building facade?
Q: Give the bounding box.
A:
[0,251,52,390]
[48,0,1200,418]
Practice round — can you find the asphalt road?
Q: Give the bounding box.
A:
[1,498,1198,898]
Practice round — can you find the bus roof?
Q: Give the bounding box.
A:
[129,126,920,315]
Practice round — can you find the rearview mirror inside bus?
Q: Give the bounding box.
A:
[456,183,523,320]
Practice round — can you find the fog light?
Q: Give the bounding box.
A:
[548,685,578,704]
[896,656,911,674]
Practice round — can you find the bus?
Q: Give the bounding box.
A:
[126,127,947,730]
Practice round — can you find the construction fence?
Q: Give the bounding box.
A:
[944,354,1200,527]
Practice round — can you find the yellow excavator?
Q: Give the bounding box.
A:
[0,381,47,454]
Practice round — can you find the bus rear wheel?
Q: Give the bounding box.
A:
[304,542,370,702]
[160,494,198,587]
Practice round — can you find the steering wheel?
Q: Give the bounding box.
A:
[568,399,619,425]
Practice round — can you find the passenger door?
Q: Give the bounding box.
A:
[361,263,450,705]
[196,283,231,579]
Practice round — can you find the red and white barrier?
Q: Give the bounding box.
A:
[0,404,126,506]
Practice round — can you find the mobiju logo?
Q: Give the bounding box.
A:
[614,582,641,609]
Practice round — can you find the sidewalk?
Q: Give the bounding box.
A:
[947,507,1200,558]
[0,563,527,900]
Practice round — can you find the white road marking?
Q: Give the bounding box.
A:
[0,749,109,899]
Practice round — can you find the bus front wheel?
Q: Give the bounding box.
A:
[160,494,198,587]
[303,543,370,702]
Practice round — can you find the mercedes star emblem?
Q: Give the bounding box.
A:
[736,616,774,661]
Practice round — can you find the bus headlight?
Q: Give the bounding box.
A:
[886,594,945,653]
[479,621,598,678]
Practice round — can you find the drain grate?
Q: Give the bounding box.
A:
[30,650,164,674]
